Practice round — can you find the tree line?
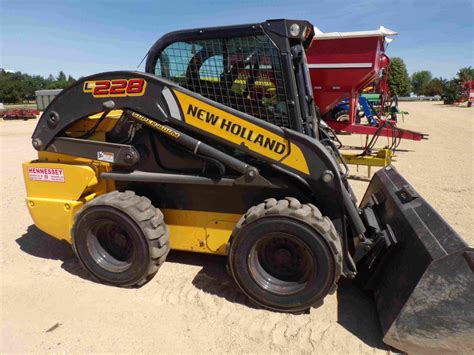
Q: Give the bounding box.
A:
[0,70,77,103]
[387,59,473,103]
[1,64,473,104]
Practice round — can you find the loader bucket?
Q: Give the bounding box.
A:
[358,165,474,354]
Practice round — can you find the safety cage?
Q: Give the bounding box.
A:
[145,20,315,132]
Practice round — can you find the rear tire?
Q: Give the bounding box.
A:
[334,110,350,122]
[228,197,342,313]
[72,190,169,287]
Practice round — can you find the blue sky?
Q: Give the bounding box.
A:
[1,0,472,79]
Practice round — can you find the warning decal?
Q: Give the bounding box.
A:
[28,167,65,183]
[97,151,114,163]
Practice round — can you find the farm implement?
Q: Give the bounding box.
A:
[334,92,406,127]
[1,108,39,120]
[306,27,427,169]
[23,19,473,353]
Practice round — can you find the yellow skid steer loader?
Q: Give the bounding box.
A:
[23,20,473,353]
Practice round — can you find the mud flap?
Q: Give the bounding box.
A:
[357,165,474,354]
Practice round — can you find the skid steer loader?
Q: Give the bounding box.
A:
[23,20,472,353]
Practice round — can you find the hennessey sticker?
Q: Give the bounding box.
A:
[28,167,64,182]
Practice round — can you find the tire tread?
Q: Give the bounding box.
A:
[231,197,343,301]
[72,190,170,287]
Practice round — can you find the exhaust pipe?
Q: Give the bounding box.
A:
[357,166,474,353]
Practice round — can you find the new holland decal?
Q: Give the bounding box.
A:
[173,90,309,174]
[186,105,287,155]
[83,78,146,98]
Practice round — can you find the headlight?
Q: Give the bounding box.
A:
[289,23,300,37]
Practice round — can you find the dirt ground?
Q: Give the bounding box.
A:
[1,102,472,353]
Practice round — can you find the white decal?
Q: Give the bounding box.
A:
[28,167,65,182]
[97,151,114,163]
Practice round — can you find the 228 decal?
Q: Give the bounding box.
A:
[83,78,147,98]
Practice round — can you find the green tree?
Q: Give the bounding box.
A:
[441,79,462,104]
[424,77,446,96]
[0,70,76,103]
[411,70,432,95]
[0,71,26,103]
[457,67,474,83]
[441,67,474,104]
[21,74,47,98]
[57,71,67,82]
[67,75,76,84]
[388,57,411,96]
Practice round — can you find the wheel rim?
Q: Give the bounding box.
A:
[248,233,315,296]
[336,114,349,122]
[86,219,135,273]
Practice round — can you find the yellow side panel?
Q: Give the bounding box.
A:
[26,198,83,243]
[173,90,309,175]
[23,162,99,200]
[163,209,241,255]
[24,151,238,254]
[22,154,114,242]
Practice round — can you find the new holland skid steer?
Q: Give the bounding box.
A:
[23,20,473,353]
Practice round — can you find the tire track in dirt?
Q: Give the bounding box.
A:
[133,266,335,352]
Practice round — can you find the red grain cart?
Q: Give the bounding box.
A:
[307,27,426,141]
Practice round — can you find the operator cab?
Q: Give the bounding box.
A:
[145,19,317,138]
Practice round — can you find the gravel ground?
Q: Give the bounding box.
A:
[0,101,472,353]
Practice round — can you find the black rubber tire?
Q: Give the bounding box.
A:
[72,190,169,287]
[334,110,350,122]
[228,197,342,313]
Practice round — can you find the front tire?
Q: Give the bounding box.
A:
[228,198,342,313]
[72,190,169,287]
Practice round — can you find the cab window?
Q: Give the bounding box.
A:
[153,35,292,128]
